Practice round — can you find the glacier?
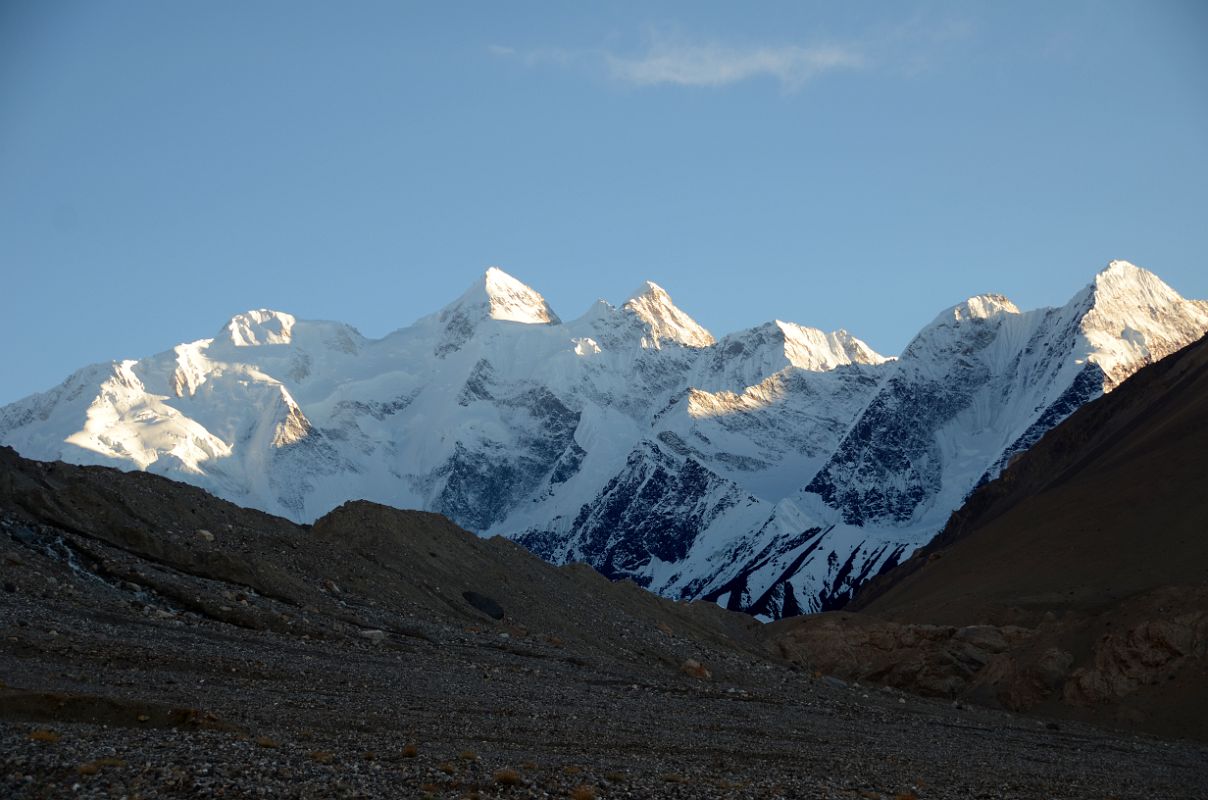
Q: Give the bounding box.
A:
[2,259,1206,618]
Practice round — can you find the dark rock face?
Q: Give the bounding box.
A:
[815,541,910,612]
[547,443,585,487]
[330,390,419,422]
[696,527,911,619]
[805,308,1006,527]
[699,527,830,614]
[519,443,756,588]
[571,448,728,582]
[436,382,581,531]
[436,442,523,531]
[457,359,496,406]
[434,305,479,357]
[805,376,973,526]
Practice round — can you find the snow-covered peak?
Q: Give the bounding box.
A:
[438,267,561,327]
[623,281,715,349]
[478,267,561,324]
[625,280,668,304]
[578,298,617,323]
[900,294,1021,364]
[1077,260,1208,389]
[693,320,887,391]
[219,309,296,347]
[776,322,888,370]
[426,268,561,356]
[1090,260,1184,307]
[942,293,1020,324]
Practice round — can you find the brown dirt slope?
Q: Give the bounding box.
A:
[4,446,1208,797]
[0,444,767,671]
[851,333,1208,622]
[770,334,1208,740]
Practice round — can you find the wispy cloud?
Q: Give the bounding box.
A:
[490,19,975,90]
[603,41,864,89]
[489,34,864,91]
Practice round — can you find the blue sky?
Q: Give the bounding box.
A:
[1,1,1206,404]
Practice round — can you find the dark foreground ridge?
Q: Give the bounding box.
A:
[1,446,1206,798]
[771,334,1208,743]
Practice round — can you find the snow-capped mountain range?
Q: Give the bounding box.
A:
[3,261,1206,618]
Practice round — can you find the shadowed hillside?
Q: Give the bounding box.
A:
[771,334,1208,740]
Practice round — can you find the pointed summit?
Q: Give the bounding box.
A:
[625,280,670,304]
[900,294,1020,363]
[439,267,560,326]
[1076,260,1208,388]
[935,293,1020,326]
[623,281,714,349]
[218,309,297,347]
[429,268,559,357]
[1090,260,1185,307]
[472,267,561,324]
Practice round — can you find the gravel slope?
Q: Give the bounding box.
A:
[2,447,1207,799]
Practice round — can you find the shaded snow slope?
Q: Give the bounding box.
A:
[3,261,1205,619]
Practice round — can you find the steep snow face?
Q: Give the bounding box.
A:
[623,282,715,349]
[479,266,562,324]
[781,324,887,370]
[692,321,888,393]
[804,292,1033,527]
[664,364,886,502]
[2,261,1204,621]
[221,310,297,347]
[1079,260,1208,388]
[426,268,561,357]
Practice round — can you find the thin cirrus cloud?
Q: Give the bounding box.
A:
[606,41,864,88]
[490,38,867,90]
